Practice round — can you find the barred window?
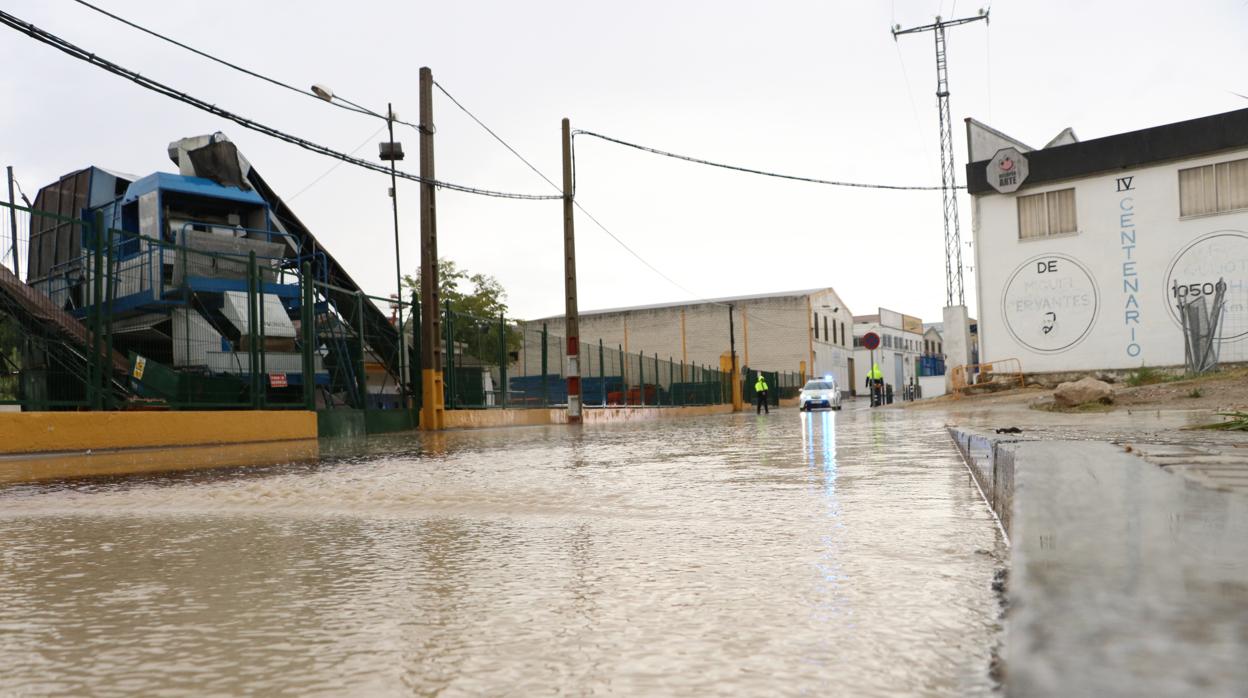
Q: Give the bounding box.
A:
[1018,188,1077,239]
[1179,158,1248,217]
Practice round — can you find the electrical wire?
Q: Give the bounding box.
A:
[431,78,731,308]
[894,40,936,174]
[67,0,423,131]
[433,81,562,193]
[0,10,562,201]
[572,129,962,191]
[286,124,387,201]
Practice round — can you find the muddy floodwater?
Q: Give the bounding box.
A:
[0,408,1003,696]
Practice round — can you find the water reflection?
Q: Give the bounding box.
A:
[0,412,1002,696]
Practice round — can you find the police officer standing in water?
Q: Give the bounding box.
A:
[754,372,770,415]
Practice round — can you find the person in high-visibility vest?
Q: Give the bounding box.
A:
[754,372,770,415]
[865,363,884,407]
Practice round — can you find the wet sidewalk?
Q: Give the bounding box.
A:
[945,404,1248,697]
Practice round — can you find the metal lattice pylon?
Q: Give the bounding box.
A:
[894,11,990,307]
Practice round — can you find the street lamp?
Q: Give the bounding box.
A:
[312,84,409,409]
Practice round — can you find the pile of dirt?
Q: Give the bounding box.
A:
[902,367,1248,413]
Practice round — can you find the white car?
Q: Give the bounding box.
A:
[798,379,841,411]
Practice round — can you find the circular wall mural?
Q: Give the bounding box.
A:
[1164,230,1248,342]
[1001,253,1099,353]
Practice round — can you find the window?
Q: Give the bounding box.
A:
[1018,188,1077,239]
[840,322,846,346]
[823,317,829,343]
[813,312,819,339]
[1179,158,1248,216]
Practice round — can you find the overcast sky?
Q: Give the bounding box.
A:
[3,0,1247,323]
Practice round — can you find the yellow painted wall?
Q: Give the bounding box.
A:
[0,440,319,485]
[441,404,734,430]
[0,411,317,455]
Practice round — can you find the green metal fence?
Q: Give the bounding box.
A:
[1,199,365,412]
[2,198,803,417]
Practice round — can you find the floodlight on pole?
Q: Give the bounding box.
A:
[311,81,410,408]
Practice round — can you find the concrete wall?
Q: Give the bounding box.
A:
[972,146,1248,371]
[0,410,317,455]
[919,374,947,398]
[0,440,319,485]
[443,404,734,430]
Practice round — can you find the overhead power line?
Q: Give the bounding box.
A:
[0,10,561,201]
[68,0,423,131]
[432,79,727,305]
[572,129,962,191]
[286,124,387,201]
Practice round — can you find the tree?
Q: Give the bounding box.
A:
[403,258,520,364]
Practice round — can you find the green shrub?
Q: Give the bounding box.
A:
[1124,366,1168,387]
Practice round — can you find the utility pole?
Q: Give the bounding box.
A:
[6,166,18,279]
[419,66,445,430]
[893,10,988,307]
[561,118,582,424]
[728,304,743,411]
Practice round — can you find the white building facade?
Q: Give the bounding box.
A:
[966,109,1248,373]
[853,308,927,396]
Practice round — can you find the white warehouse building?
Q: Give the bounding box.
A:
[966,107,1248,373]
[525,288,855,387]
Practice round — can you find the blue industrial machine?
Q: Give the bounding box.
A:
[18,133,403,408]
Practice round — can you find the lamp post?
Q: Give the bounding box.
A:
[312,85,409,409]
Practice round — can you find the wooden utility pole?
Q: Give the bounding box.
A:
[561,118,582,424]
[419,66,445,430]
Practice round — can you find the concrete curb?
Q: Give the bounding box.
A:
[948,427,1017,541]
[949,427,1248,697]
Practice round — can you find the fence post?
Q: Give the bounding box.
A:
[679,359,685,406]
[618,343,625,396]
[301,261,315,410]
[258,257,267,409]
[498,313,507,408]
[541,322,549,407]
[411,291,421,408]
[654,353,660,406]
[638,350,645,406]
[103,222,117,409]
[598,339,605,406]
[247,251,260,408]
[356,291,368,410]
[669,357,674,408]
[444,300,455,409]
[90,211,105,410]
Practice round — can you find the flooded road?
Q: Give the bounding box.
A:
[0,408,1003,696]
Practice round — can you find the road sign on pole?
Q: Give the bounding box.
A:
[862,332,880,351]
